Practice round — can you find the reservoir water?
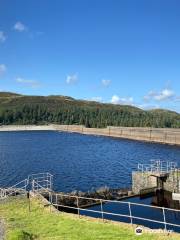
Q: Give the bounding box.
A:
[0,130,179,192]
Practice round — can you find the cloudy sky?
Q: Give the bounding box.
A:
[0,0,180,112]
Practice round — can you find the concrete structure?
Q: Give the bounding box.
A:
[0,124,180,145]
[132,160,180,194]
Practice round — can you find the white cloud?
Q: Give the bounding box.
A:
[144,88,175,101]
[111,95,120,104]
[0,64,6,75]
[101,79,111,87]
[14,22,27,32]
[111,95,134,105]
[66,74,78,84]
[0,31,6,43]
[16,77,40,88]
[91,97,103,102]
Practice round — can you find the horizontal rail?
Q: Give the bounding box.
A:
[0,172,53,200]
[51,198,180,229]
[31,180,180,231]
[53,203,165,224]
[7,179,28,189]
[53,192,180,212]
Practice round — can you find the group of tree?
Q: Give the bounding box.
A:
[0,92,179,128]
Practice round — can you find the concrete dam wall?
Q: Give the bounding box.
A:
[0,124,180,145]
[132,170,180,195]
[54,125,180,145]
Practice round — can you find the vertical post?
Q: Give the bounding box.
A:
[128,202,133,225]
[51,192,53,203]
[77,197,80,218]
[164,132,167,143]
[32,180,34,192]
[100,200,104,221]
[177,169,180,193]
[49,191,51,212]
[162,207,167,230]
[27,191,31,213]
[49,175,51,190]
[49,191,53,213]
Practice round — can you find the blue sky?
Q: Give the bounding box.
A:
[0,0,180,112]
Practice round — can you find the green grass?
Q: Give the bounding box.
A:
[0,196,179,240]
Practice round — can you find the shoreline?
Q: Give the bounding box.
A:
[0,124,180,145]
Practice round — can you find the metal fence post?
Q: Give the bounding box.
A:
[77,197,80,218]
[162,207,167,230]
[50,192,53,212]
[128,202,133,225]
[32,180,35,192]
[56,194,58,207]
[100,200,104,221]
[49,191,51,212]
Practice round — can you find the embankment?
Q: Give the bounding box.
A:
[0,124,180,145]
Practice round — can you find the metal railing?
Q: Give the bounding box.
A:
[28,172,53,191]
[1,175,180,231]
[32,180,180,231]
[138,160,177,174]
[0,172,53,200]
[0,179,28,199]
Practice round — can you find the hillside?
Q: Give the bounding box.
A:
[0,92,179,128]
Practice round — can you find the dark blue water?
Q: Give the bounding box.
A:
[0,131,180,192]
[80,196,180,232]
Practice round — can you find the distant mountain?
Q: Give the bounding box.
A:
[0,92,179,128]
[0,92,22,97]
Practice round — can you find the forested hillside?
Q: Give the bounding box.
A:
[0,92,179,128]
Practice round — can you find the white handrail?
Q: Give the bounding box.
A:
[32,180,180,231]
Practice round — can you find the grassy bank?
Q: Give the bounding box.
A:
[0,196,179,240]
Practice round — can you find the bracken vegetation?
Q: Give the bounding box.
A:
[0,92,179,128]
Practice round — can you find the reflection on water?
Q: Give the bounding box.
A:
[152,190,180,209]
